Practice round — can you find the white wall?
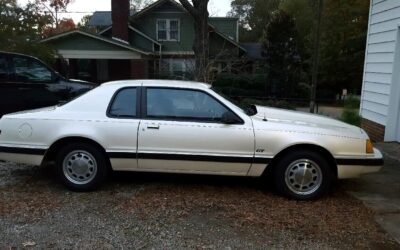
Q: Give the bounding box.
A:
[360,0,400,132]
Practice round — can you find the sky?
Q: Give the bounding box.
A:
[17,0,232,24]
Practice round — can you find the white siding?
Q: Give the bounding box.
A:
[360,0,400,127]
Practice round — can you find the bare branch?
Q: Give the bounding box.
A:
[178,0,199,17]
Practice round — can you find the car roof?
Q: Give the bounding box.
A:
[101,79,212,89]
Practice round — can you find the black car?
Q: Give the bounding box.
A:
[0,52,95,117]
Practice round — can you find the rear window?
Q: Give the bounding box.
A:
[108,88,137,118]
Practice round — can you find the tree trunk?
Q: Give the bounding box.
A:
[179,0,210,82]
[309,0,323,113]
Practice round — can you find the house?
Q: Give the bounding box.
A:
[241,43,267,74]
[41,0,246,83]
[360,0,400,142]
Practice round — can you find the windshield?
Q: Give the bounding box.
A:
[210,87,257,116]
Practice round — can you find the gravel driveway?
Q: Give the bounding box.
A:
[0,161,398,249]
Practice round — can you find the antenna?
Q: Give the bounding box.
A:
[263,113,268,121]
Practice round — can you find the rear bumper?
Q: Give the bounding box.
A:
[337,148,384,179]
[0,146,46,166]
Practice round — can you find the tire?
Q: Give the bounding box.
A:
[55,143,108,191]
[274,150,334,200]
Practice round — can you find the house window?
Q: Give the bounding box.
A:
[157,19,180,41]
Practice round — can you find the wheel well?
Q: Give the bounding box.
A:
[42,137,109,165]
[264,144,338,178]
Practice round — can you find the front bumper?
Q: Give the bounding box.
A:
[337,148,384,179]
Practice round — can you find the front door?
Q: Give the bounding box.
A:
[0,53,23,116]
[138,87,254,175]
[10,55,67,110]
[106,87,140,170]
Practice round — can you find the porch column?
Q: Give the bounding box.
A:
[68,59,78,79]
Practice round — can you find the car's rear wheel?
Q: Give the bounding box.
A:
[55,143,108,191]
[274,150,334,200]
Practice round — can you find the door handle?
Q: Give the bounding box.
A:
[147,124,160,129]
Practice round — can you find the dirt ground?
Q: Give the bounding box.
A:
[0,160,398,249]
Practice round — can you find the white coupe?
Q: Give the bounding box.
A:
[0,80,383,200]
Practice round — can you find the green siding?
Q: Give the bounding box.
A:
[46,33,129,51]
[209,32,239,57]
[209,18,238,42]
[100,28,154,52]
[129,30,154,51]
[133,12,194,52]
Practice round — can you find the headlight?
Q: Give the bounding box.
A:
[366,139,374,154]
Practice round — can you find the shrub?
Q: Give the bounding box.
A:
[239,98,295,110]
[341,109,361,126]
[212,74,268,97]
[340,95,361,126]
[344,95,360,109]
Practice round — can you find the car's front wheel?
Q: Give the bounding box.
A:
[274,150,334,200]
[55,143,108,191]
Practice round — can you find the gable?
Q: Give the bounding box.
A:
[45,33,130,51]
[151,0,185,13]
[209,18,238,42]
[41,30,149,56]
[98,26,160,52]
[132,0,185,19]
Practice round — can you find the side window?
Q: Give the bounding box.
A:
[157,20,167,40]
[0,55,8,82]
[13,56,52,82]
[157,19,180,41]
[108,88,137,118]
[146,88,230,122]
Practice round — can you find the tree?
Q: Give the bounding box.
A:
[179,0,210,82]
[309,0,323,113]
[318,0,369,98]
[36,0,74,29]
[279,0,369,103]
[229,0,281,42]
[279,0,313,63]
[43,17,75,37]
[77,14,91,27]
[0,0,56,63]
[77,14,97,33]
[263,10,302,98]
[130,0,154,12]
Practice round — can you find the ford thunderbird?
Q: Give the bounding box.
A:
[0,80,383,200]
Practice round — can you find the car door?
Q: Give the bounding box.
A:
[106,87,141,170]
[0,53,24,116]
[11,55,67,110]
[137,87,255,175]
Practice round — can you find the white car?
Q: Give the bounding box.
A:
[0,80,383,200]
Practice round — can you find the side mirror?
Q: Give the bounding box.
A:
[52,72,61,82]
[221,111,242,124]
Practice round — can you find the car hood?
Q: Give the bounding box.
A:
[252,105,365,138]
[68,78,95,85]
